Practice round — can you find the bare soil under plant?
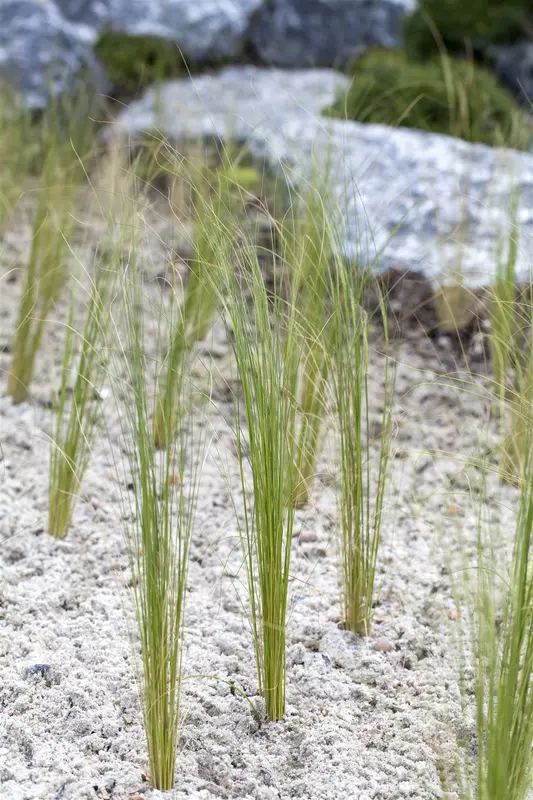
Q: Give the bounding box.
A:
[0,189,520,800]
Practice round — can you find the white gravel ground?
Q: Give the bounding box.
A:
[0,195,520,800]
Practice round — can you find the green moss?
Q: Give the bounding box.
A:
[327,49,531,150]
[95,31,187,95]
[404,0,532,60]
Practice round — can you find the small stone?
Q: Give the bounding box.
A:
[374,637,393,653]
[287,643,306,666]
[24,663,53,682]
[298,530,318,543]
[434,283,478,333]
[444,503,460,516]
[415,454,432,474]
[199,343,226,359]
[308,547,327,559]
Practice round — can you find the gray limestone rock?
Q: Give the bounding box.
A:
[250,0,416,67]
[0,0,262,106]
[113,65,533,287]
[57,0,264,60]
[54,0,110,31]
[489,41,533,107]
[0,0,107,108]
[108,0,263,61]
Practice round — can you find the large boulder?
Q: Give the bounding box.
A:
[54,0,110,30]
[250,0,416,67]
[58,0,263,61]
[113,66,533,287]
[0,0,107,109]
[489,41,533,107]
[0,0,263,107]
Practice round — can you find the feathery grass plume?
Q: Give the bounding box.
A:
[153,206,217,448]
[48,133,138,539]
[327,48,531,150]
[212,206,301,721]
[404,0,532,61]
[490,193,520,408]
[153,158,231,449]
[7,97,95,403]
[488,194,531,483]
[48,261,115,538]
[281,177,334,508]
[329,262,394,636]
[455,410,533,799]
[0,84,34,232]
[113,246,201,790]
[501,340,533,485]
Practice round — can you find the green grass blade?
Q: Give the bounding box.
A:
[213,215,300,720]
[48,261,115,538]
[112,239,201,788]
[8,98,95,403]
[330,264,394,635]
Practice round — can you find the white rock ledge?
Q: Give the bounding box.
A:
[114,65,533,287]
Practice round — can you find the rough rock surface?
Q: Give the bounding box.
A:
[1,0,416,106]
[0,0,107,109]
[0,0,262,106]
[250,0,415,67]
[490,41,533,107]
[54,0,114,30]
[66,0,263,60]
[114,65,533,286]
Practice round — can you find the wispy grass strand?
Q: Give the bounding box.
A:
[330,265,393,635]
[215,219,300,720]
[48,262,115,538]
[115,251,200,789]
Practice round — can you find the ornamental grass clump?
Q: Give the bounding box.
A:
[329,262,394,636]
[95,31,187,97]
[8,101,95,403]
[404,0,532,61]
[282,179,334,507]
[152,149,260,450]
[328,49,531,150]
[48,262,115,538]
[490,195,520,409]
[212,206,301,721]
[487,199,533,484]
[0,85,34,233]
[456,419,533,799]
[153,161,225,449]
[113,247,201,789]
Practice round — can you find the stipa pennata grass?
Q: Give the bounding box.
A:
[456,429,533,799]
[48,259,115,538]
[490,193,520,406]
[47,129,139,538]
[210,201,301,721]
[329,261,394,636]
[489,194,530,483]
[0,84,34,233]
[8,99,95,403]
[111,237,202,790]
[281,177,334,508]
[152,145,267,451]
[153,157,227,449]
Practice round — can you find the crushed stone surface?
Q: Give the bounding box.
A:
[0,196,520,800]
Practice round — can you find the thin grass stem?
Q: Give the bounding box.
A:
[48,262,115,538]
